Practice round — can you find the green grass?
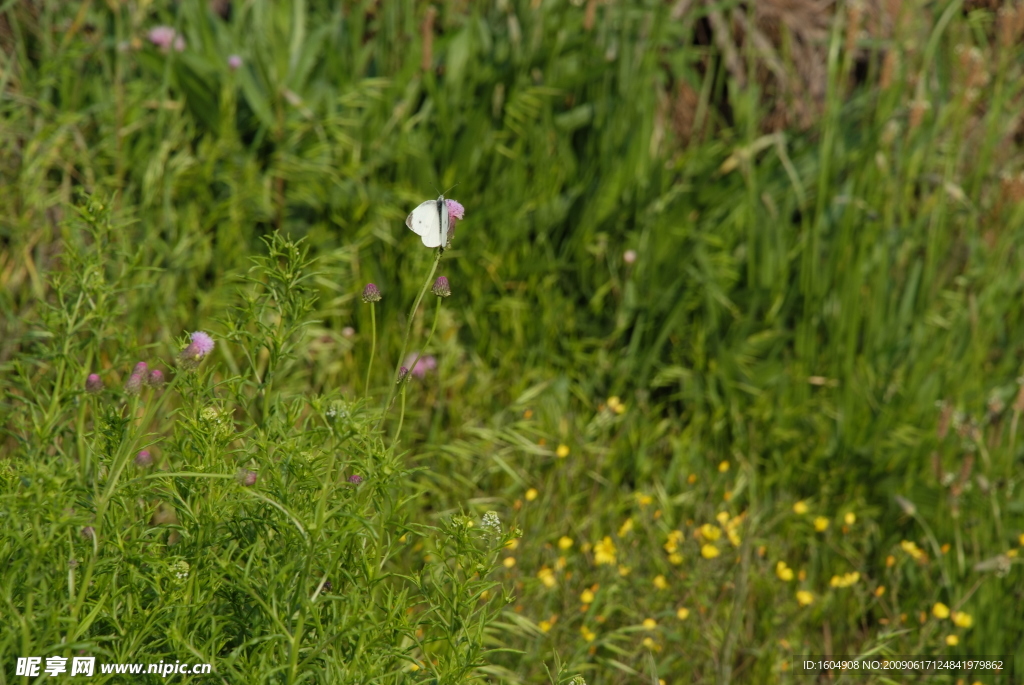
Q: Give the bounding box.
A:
[3,0,1024,683]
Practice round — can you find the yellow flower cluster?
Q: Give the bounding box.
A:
[829,571,860,588]
[900,540,925,561]
[776,561,794,581]
[932,603,973,628]
[606,396,626,415]
[700,523,721,541]
[664,530,684,564]
[722,512,743,547]
[593,536,617,565]
[536,567,556,588]
[701,544,720,559]
[796,590,814,606]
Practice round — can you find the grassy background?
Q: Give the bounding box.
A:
[3,0,1024,682]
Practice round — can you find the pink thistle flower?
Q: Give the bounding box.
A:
[445,199,465,248]
[227,54,242,70]
[125,363,147,395]
[179,331,215,369]
[362,283,382,303]
[237,469,258,487]
[135,450,153,467]
[86,374,104,394]
[148,26,185,53]
[431,276,451,298]
[148,369,165,388]
[403,352,437,379]
[348,474,363,484]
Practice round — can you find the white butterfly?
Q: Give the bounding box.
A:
[405,195,450,249]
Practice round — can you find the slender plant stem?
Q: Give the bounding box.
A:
[364,303,377,398]
[377,249,442,429]
[383,296,444,426]
[395,385,407,442]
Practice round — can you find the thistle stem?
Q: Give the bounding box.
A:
[377,249,442,429]
[364,303,377,398]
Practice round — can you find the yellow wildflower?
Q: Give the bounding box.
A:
[593,536,617,565]
[580,588,595,604]
[814,516,830,532]
[793,501,809,515]
[636,493,653,507]
[539,620,552,633]
[776,562,794,582]
[727,529,741,547]
[796,590,814,606]
[844,512,856,525]
[505,538,519,550]
[642,618,657,630]
[1019,533,1024,546]
[886,554,896,567]
[945,634,959,646]
[900,540,924,561]
[875,586,886,597]
[664,530,684,554]
[503,557,516,568]
[525,488,538,501]
[618,518,634,537]
[687,473,698,484]
[580,626,596,642]
[676,607,690,620]
[716,511,730,525]
[618,565,631,576]
[932,602,950,619]
[700,524,721,541]
[653,574,668,590]
[701,544,720,559]
[940,543,950,554]
[952,611,973,628]
[829,572,860,588]
[558,536,574,551]
[718,460,730,472]
[668,553,684,565]
[642,637,657,650]
[537,567,556,588]
[556,444,570,458]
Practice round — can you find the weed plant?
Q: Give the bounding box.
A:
[2,1,1024,684]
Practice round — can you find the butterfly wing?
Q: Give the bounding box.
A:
[405,198,450,248]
